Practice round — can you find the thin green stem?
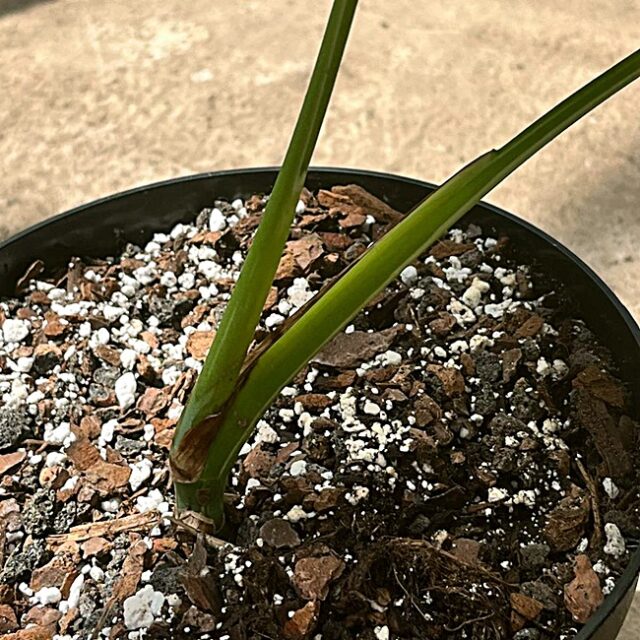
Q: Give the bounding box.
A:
[172,0,357,516]
[172,0,357,435]
[188,48,640,527]
[173,0,358,451]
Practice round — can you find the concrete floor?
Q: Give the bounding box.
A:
[0,0,639,636]
[621,597,640,640]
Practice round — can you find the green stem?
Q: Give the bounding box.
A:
[172,0,358,494]
[189,48,640,527]
[174,0,358,440]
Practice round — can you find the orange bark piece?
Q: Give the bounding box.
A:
[283,601,320,640]
[186,330,216,360]
[293,556,345,601]
[564,554,604,624]
[0,451,26,476]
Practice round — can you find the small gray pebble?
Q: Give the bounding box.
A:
[53,502,77,533]
[115,435,146,456]
[0,406,29,450]
[520,543,551,572]
[93,366,120,386]
[0,539,45,584]
[23,490,55,536]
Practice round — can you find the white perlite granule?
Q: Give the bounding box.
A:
[603,523,626,557]
[400,266,418,286]
[115,372,137,409]
[374,625,390,640]
[129,459,153,492]
[2,318,30,343]
[208,208,227,232]
[31,586,62,606]
[123,584,165,630]
[602,477,620,500]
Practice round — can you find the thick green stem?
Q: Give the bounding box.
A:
[186,48,640,528]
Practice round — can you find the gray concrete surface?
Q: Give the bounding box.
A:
[1,0,639,636]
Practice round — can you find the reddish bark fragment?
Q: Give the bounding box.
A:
[426,364,465,397]
[3,627,53,640]
[514,314,544,338]
[77,415,101,439]
[81,537,113,559]
[283,601,320,640]
[573,365,626,409]
[43,312,66,337]
[242,444,274,479]
[22,606,60,631]
[94,344,121,366]
[429,239,475,259]
[293,556,345,601]
[510,592,544,621]
[294,394,332,411]
[137,387,171,417]
[0,451,26,476]
[180,538,221,613]
[543,486,590,552]
[0,603,18,633]
[331,184,402,224]
[313,327,401,369]
[186,330,216,360]
[30,555,75,591]
[564,555,604,624]
[287,234,325,271]
[66,438,131,493]
[573,388,632,481]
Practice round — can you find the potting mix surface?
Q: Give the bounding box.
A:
[0,185,638,640]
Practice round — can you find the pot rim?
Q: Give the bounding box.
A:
[1,166,638,638]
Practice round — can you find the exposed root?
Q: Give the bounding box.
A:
[445,611,494,632]
[342,537,511,638]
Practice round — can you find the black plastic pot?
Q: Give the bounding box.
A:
[1,168,639,639]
